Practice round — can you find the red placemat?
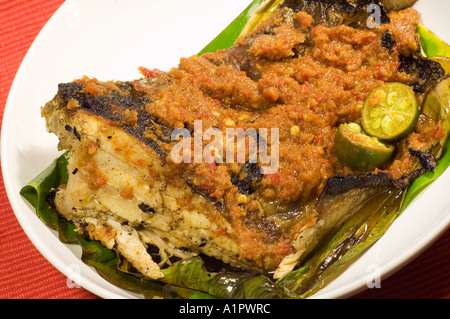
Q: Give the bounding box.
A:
[0,0,449,299]
[0,0,98,299]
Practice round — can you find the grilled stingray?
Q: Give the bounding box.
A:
[41,1,445,282]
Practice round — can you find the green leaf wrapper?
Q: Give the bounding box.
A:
[417,24,450,58]
[198,0,269,55]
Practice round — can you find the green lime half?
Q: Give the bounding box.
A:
[335,123,395,171]
[362,82,419,141]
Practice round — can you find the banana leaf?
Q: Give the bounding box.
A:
[417,24,450,58]
[198,0,270,55]
[20,0,450,299]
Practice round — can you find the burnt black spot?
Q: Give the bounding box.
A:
[73,127,81,141]
[46,189,58,208]
[382,30,395,49]
[58,82,83,98]
[138,203,156,214]
[231,162,263,195]
[199,239,207,248]
[79,224,91,241]
[64,125,80,140]
[64,125,73,133]
[146,245,162,264]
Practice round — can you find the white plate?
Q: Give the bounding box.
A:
[2,0,450,299]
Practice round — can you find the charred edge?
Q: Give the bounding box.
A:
[399,55,445,93]
[282,0,353,13]
[281,0,389,27]
[409,148,437,172]
[58,82,171,162]
[319,173,394,198]
[391,168,426,189]
[319,169,426,199]
[124,124,168,162]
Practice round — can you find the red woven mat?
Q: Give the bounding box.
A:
[1,0,449,299]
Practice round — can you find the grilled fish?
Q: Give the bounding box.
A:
[41,2,444,280]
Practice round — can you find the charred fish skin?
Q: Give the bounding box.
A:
[399,54,445,93]
[58,80,171,161]
[281,0,390,27]
[318,169,425,200]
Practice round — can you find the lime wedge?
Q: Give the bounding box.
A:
[335,123,395,171]
[362,82,419,141]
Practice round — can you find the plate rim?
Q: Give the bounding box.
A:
[2,0,450,299]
